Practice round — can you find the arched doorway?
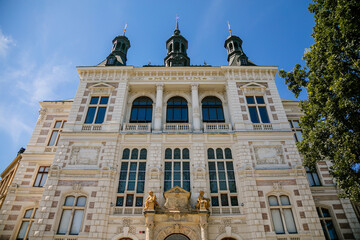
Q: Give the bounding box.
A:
[165,233,190,240]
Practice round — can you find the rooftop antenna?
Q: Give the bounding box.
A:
[227,21,232,36]
[123,22,128,36]
[176,15,179,30]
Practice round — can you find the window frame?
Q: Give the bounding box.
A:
[268,194,298,235]
[316,206,340,240]
[84,96,109,124]
[129,96,153,123]
[305,167,322,186]
[163,147,191,192]
[166,96,188,123]
[207,148,239,209]
[47,120,66,146]
[289,119,303,142]
[33,166,50,187]
[57,195,87,236]
[116,148,147,208]
[201,96,225,123]
[16,207,37,240]
[246,96,270,124]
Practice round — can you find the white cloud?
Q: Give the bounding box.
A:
[0,29,15,58]
[15,62,73,106]
[0,105,33,143]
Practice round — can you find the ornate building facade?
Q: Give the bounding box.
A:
[0,23,359,240]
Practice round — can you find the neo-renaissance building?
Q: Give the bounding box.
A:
[0,22,359,240]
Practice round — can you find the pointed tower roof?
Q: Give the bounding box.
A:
[224,23,255,66]
[164,16,190,67]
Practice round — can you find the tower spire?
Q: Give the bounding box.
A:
[174,15,180,35]
[176,15,179,30]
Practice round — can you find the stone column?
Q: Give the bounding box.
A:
[145,212,155,240]
[191,84,201,132]
[154,84,163,131]
[199,213,209,240]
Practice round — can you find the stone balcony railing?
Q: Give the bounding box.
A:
[203,122,232,132]
[211,206,243,215]
[122,123,151,133]
[252,123,273,131]
[81,124,102,131]
[163,123,191,132]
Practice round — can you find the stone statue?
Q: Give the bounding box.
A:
[195,191,210,211]
[144,191,159,211]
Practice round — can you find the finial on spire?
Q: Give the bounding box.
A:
[176,15,179,30]
[123,22,128,36]
[227,21,232,36]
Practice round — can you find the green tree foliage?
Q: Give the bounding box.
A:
[279,0,360,201]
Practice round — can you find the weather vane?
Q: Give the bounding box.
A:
[123,22,128,36]
[227,21,232,36]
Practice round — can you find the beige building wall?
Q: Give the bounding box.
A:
[0,66,358,240]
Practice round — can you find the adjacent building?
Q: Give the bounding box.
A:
[0,21,359,240]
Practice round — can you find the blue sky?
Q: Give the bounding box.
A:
[0,0,313,173]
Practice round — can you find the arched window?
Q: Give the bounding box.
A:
[208,148,215,159]
[225,148,232,159]
[234,42,238,49]
[139,149,147,159]
[181,43,185,52]
[169,43,173,52]
[268,195,297,234]
[174,42,180,51]
[222,238,236,240]
[229,42,233,51]
[182,148,189,159]
[166,97,188,123]
[216,148,224,159]
[116,42,122,50]
[174,148,181,159]
[122,149,130,159]
[57,196,87,235]
[165,148,172,159]
[202,96,225,122]
[16,207,37,240]
[131,149,139,159]
[130,97,153,123]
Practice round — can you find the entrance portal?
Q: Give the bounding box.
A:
[165,233,190,240]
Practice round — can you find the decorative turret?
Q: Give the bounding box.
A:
[105,24,131,66]
[224,22,255,66]
[164,16,190,67]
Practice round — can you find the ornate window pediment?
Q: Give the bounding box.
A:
[240,82,266,94]
[89,82,115,94]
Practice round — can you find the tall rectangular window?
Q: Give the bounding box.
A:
[84,96,109,124]
[48,120,66,146]
[117,148,147,208]
[33,166,49,187]
[57,196,86,235]
[246,96,270,123]
[207,148,238,209]
[305,167,321,186]
[289,120,303,142]
[163,148,190,192]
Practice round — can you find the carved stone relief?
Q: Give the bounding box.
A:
[69,147,100,165]
[254,146,285,165]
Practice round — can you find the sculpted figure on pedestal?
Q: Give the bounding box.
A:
[195,191,210,211]
[144,191,159,210]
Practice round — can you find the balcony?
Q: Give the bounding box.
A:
[252,123,273,131]
[123,123,151,133]
[203,123,232,132]
[81,124,102,131]
[163,123,191,132]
